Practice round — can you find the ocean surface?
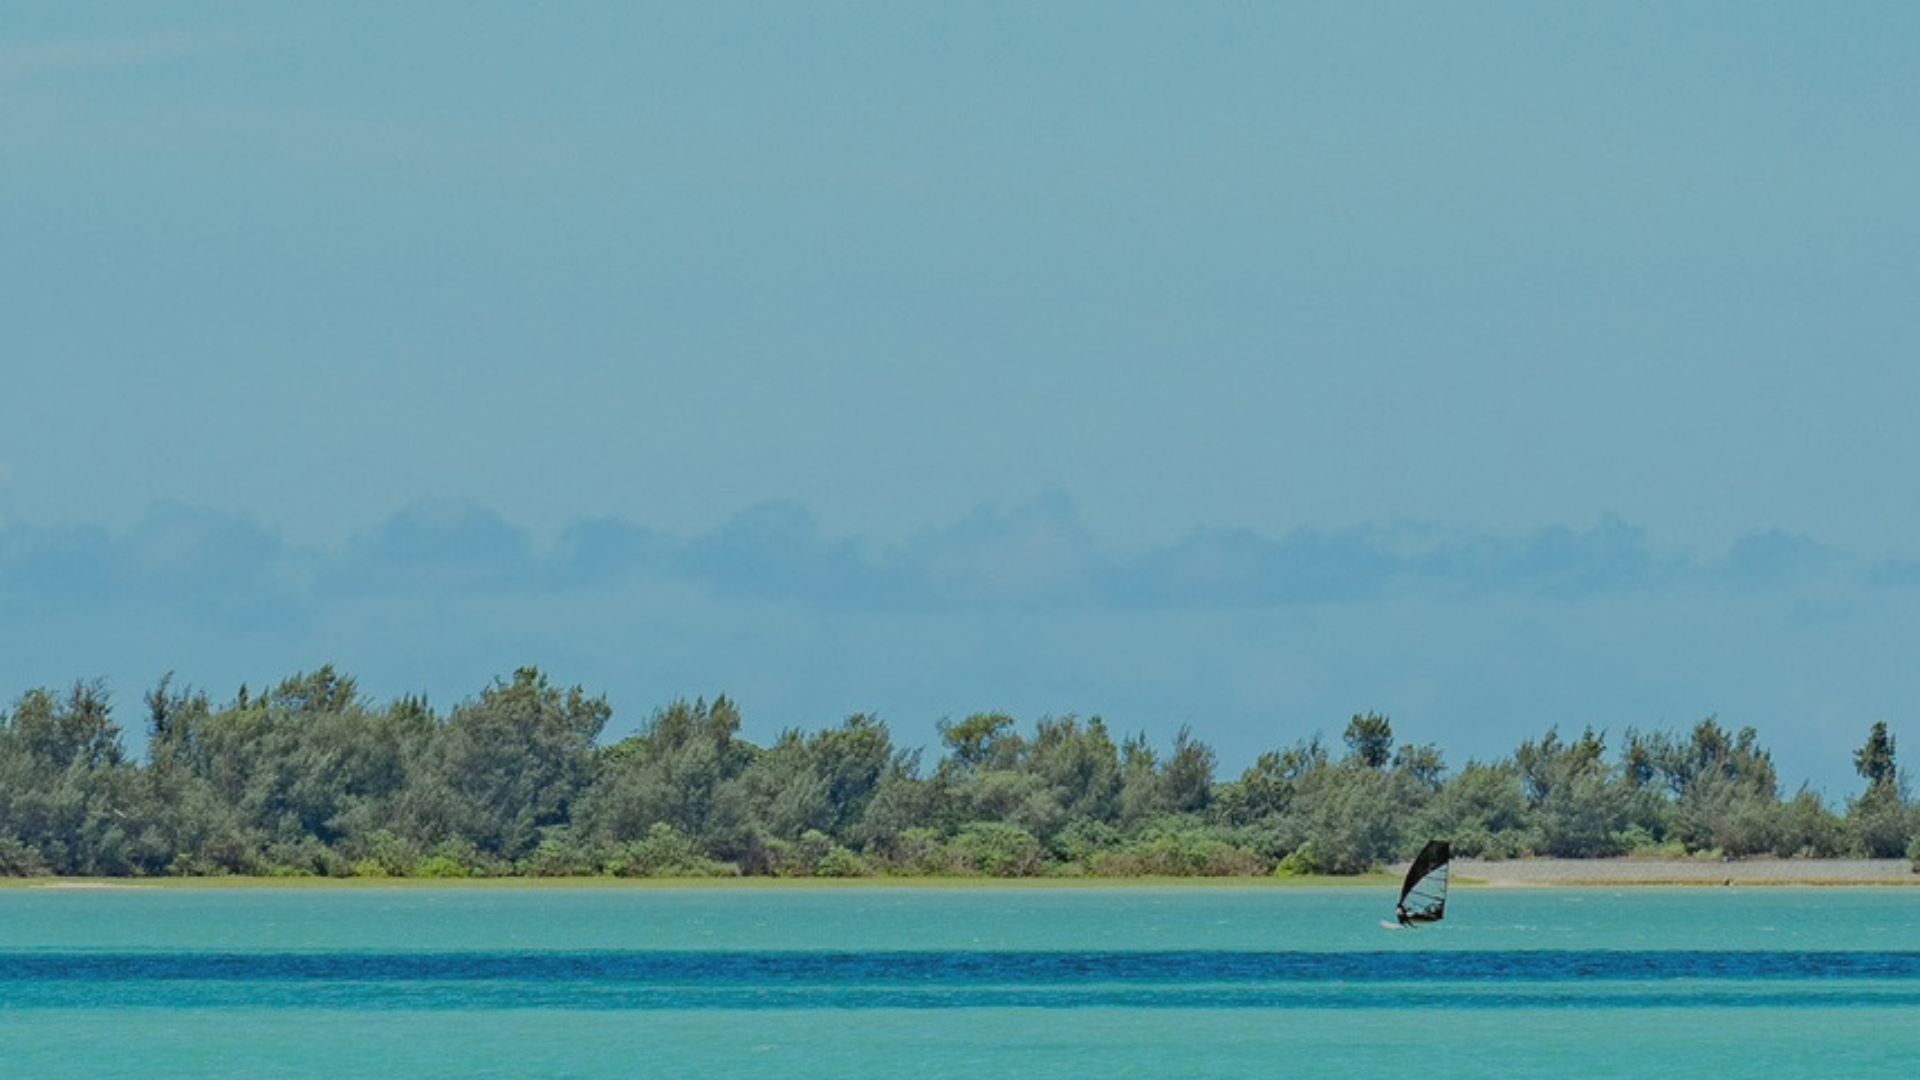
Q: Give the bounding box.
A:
[4,885,1919,1078]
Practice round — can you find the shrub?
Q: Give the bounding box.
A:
[1088,826,1262,876]
[1050,820,1120,864]
[412,855,470,878]
[263,839,350,878]
[1772,789,1844,858]
[521,835,600,877]
[951,822,1044,876]
[1848,785,1912,859]
[814,845,870,878]
[1272,845,1319,877]
[0,838,49,877]
[767,829,868,877]
[619,823,736,878]
[414,839,489,878]
[347,830,420,878]
[873,827,952,876]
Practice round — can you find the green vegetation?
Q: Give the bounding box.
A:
[0,668,1911,878]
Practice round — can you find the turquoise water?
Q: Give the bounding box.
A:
[4,886,1919,1077]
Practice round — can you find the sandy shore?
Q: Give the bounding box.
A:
[1445,857,1920,886]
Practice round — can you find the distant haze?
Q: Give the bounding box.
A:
[5,4,1918,793]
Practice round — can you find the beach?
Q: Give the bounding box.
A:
[1450,857,1920,887]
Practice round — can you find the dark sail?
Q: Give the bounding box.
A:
[1396,840,1450,926]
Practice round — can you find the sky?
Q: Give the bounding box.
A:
[4,3,1919,794]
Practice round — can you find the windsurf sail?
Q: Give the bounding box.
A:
[1396,840,1450,926]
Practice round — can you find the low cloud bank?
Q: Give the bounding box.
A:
[0,497,1874,615]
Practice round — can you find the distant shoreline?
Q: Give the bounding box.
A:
[1,874,1392,890]
[5,859,1917,890]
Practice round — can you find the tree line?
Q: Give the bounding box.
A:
[0,666,1911,878]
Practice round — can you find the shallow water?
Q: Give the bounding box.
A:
[4,886,1918,1077]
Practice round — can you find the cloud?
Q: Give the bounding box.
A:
[0,504,296,632]
[0,498,1882,627]
[0,520,117,603]
[116,502,285,597]
[895,492,1099,608]
[622,500,1786,610]
[667,493,1098,610]
[543,517,663,589]
[319,500,535,596]
[1723,529,1842,589]
[1419,515,1671,598]
[674,501,882,605]
[1119,526,1403,607]
[1110,515,1689,608]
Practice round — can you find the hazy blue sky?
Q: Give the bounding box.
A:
[5,4,1919,792]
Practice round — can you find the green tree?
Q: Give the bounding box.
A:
[1515,727,1627,857]
[1025,716,1122,824]
[950,821,1044,876]
[1391,742,1447,792]
[0,668,1888,880]
[1419,760,1531,858]
[1287,763,1402,874]
[1843,722,1909,857]
[1848,782,1911,858]
[574,695,749,847]
[1856,722,1897,789]
[1772,786,1844,858]
[1216,738,1326,826]
[415,668,608,860]
[938,713,1023,772]
[1342,712,1394,769]
[1159,726,1215,813]
[0,682,139,875]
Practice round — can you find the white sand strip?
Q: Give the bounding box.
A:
[1429,857,1920,886]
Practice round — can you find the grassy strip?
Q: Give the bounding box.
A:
[0,873,1400,890]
